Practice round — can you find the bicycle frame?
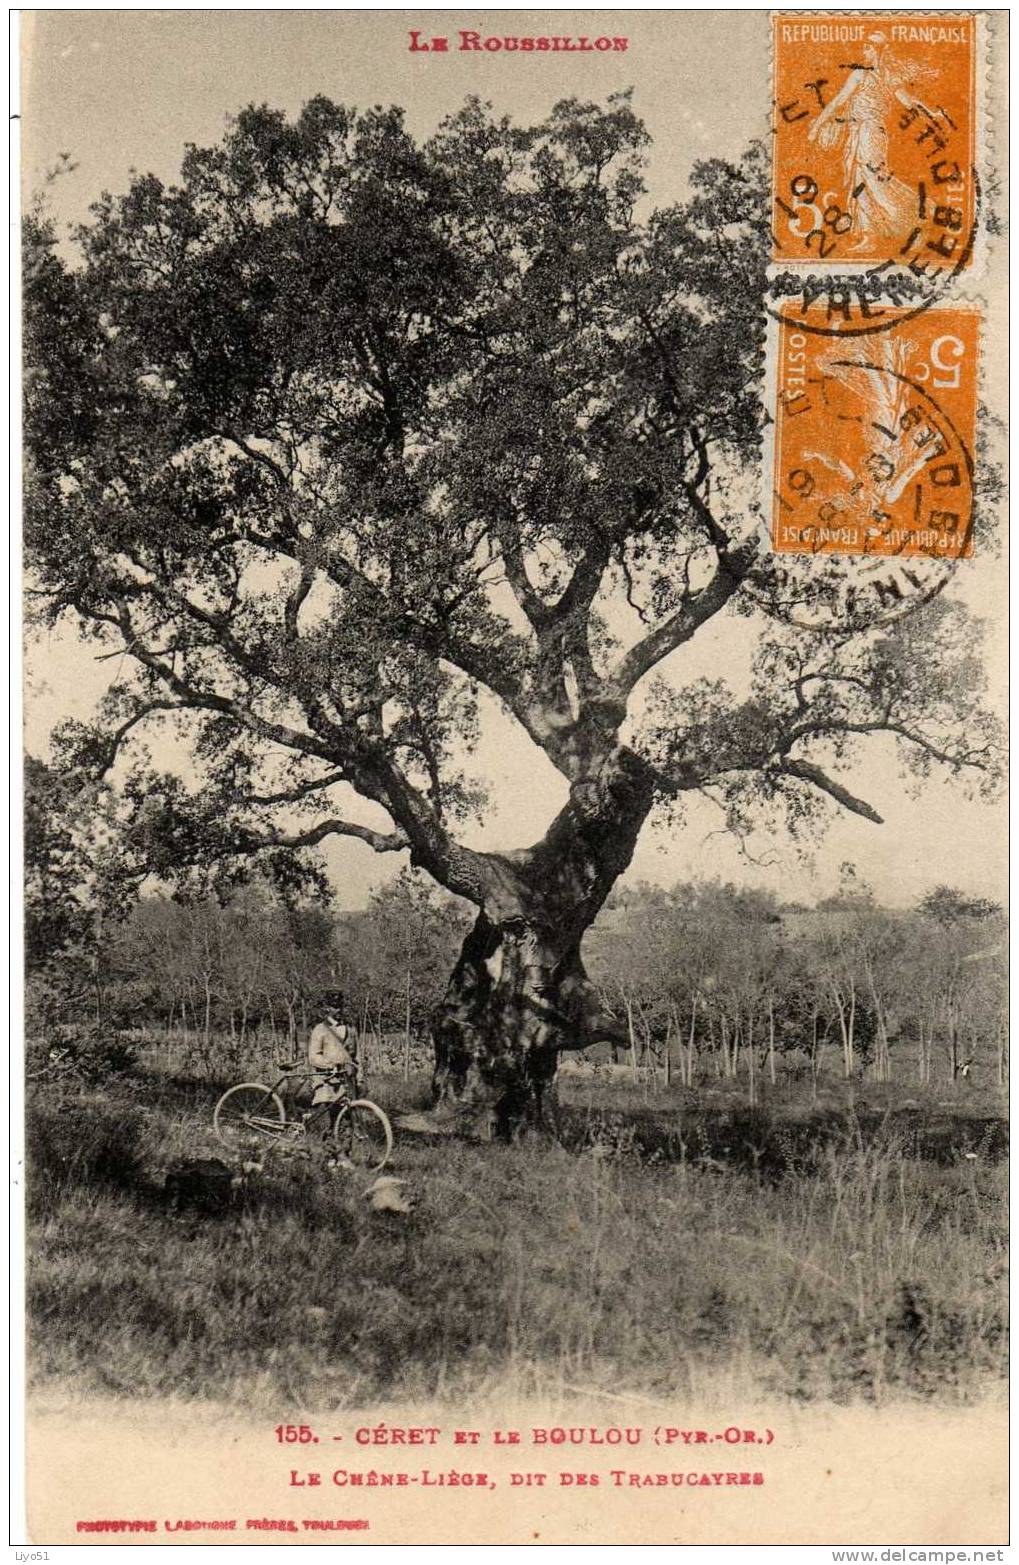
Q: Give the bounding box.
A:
[255,1068,351,1126]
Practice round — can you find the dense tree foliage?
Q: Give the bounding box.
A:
[24,756,145,1029]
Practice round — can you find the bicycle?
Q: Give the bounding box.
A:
[212,1062,393,1172]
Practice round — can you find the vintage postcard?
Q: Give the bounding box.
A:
[15,7,1008,1548]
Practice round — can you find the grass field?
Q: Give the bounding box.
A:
[25,1066,1007,1413]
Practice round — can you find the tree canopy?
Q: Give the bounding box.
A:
[25,93,1002,921]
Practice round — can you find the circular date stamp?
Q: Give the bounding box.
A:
[770,13,980,337]
[754,301,979,633]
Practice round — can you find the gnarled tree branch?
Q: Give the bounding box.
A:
[612,533,760,696]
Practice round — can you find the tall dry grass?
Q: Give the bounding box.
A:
[25,1080,1006,1412]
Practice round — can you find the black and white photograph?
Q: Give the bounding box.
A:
[15,7,1008,1546]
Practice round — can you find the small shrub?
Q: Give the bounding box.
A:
[26,1102,145,1213]
[27,1025,138,1086]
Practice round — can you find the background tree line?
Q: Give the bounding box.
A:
[587,873,1006,1096]
[25,756,471,1074]
[26,752,1004,1092]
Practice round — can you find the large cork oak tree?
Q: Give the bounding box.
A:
[25,96,1000,1131]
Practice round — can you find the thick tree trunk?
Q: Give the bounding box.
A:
[432,913,624,1135]
[429,745,652,1135]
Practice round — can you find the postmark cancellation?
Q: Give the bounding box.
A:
[771,12,980,278]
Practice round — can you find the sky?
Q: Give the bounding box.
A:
[20,10,1008,912]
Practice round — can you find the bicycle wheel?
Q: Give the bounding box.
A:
[213,1083,286,1152]
[334,1099,393,1172]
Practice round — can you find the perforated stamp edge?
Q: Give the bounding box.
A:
[766,10,997,291]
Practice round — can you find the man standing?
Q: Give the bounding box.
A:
[306,994,361,1133]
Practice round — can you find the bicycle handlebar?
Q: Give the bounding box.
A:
[274,1061,358,1081]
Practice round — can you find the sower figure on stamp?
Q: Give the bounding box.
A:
[807,32,930,251]
[304,993,361,1138]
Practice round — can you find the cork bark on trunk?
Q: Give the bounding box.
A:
[428,743,654,1136]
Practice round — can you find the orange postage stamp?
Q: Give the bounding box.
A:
[772,13,979,274]
[769,302,979,564]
